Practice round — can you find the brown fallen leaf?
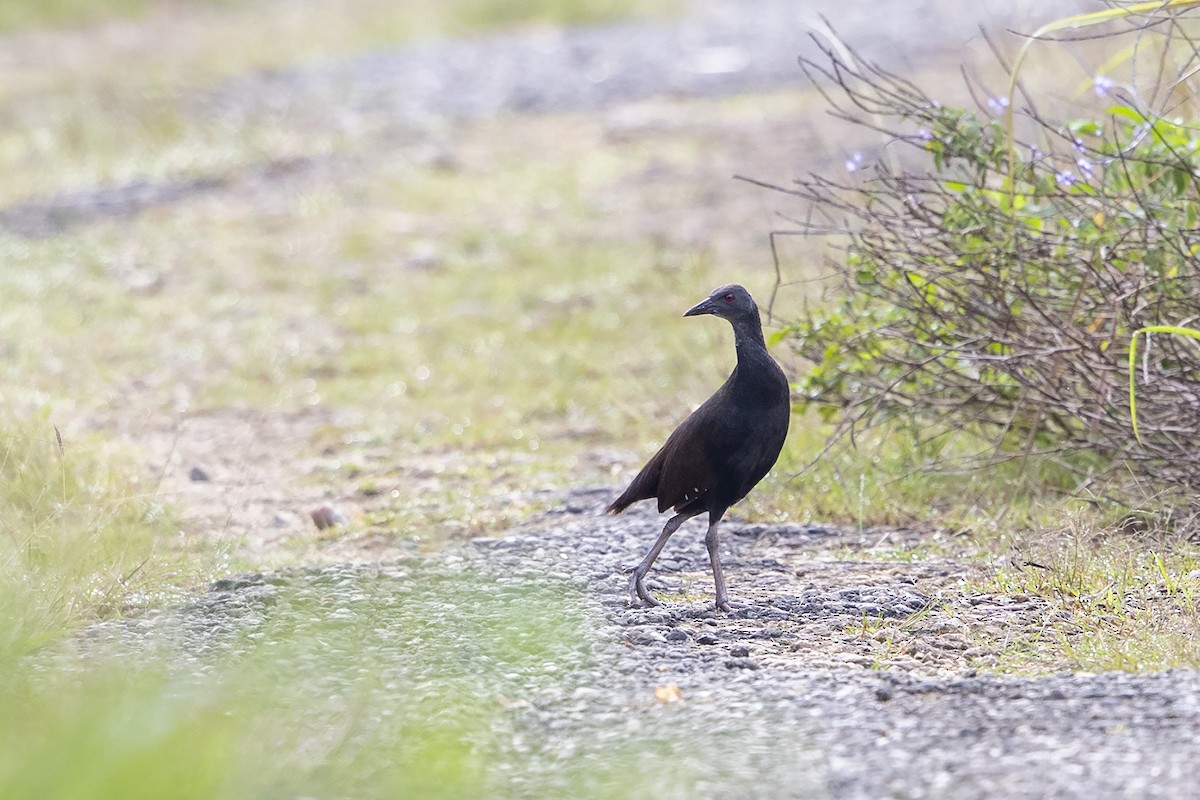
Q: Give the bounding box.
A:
[654,683,683,704]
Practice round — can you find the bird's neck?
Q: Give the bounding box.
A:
[731,314,769,361]
[725,314,785,406]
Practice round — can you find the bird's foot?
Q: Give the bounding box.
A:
[714,597,745,613]
[627,572,663,608]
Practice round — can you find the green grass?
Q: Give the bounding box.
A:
[0,0,665,36]
[756,417,1098,532]
[448,0,671,29]
[0,412,188,665]
[0,98,807,541]
[970,521,1200,673]
[0,0,188,32]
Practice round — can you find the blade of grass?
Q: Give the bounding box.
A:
[1128,324,1200,443]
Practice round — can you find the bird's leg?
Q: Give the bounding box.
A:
[628,512,694,607]
[704,519,736,613]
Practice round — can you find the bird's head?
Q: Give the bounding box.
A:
[683,284,759,322]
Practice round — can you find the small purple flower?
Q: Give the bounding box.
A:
[844,152,865,172]
[1093,75,1116,97]
[987,95,1010,114]
[1076,157,1094,177]
[1056,170,1077,187]
[1029,145,1044,161]
[917,128,932,141]
[1073,137,1087,153]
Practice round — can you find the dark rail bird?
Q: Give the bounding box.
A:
[606,284,790,612]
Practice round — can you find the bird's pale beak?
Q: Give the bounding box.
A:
[683,297,717,317]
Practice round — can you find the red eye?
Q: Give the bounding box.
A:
[723,293,734,302]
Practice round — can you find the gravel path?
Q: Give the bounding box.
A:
[66,489,1200,798]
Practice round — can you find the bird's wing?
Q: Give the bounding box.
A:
[664,378,790,509]
[652,396,727,513]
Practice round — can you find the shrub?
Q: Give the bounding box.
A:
[766,25,1200,501]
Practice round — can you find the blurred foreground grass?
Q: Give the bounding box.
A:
[6,564,808,799]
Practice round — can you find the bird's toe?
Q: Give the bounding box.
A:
[629,574,663,607]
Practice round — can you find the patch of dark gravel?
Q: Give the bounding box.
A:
[59,488,1200,799]
[0,176,224,238]
[0,155,317,238]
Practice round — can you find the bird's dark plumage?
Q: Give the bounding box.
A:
[607,284,790,611]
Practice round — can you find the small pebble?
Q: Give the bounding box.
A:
[188,465,210,482]
[310,504,348,530]
[625,629,665,645]
[730,645,751,658]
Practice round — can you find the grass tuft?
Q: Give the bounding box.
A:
[972,518,1200,672]
[0,410,185,662]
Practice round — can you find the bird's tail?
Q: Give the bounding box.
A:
[605,496,630,515]
[604,472,652,515]
[606,455,662,515]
